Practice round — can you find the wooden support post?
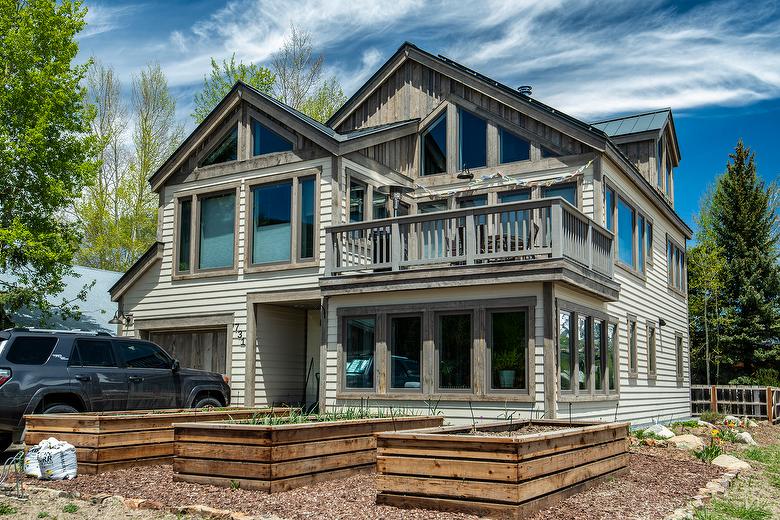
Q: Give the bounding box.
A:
[767,387,774,423]
[710,385,717,414]
[390,221,401,271]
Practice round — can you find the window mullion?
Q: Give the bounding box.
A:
[291,177,299,264]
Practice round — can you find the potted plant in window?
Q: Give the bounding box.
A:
[493,349,520,389]
[439,359,456,388]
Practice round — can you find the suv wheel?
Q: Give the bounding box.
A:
[193,396,222,409]
[43,404,79,414]
[0,432,11,453]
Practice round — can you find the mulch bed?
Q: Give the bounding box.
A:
[463,424,574,437]
[33,449,723,520]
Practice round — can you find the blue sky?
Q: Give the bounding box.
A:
[77,0,780,230]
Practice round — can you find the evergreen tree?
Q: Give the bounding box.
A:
[710,140,780,376]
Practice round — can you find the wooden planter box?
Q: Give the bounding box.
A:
[173,415,444,492]
[375,419,630,518]
[25,407,287,474]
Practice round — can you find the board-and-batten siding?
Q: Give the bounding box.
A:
[339,60,589,178]
[119,157,333,405]
[325,284,547,423]
[616,140,655,186]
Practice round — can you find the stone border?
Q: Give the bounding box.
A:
[665,471,739,520]
[24,485,255,520]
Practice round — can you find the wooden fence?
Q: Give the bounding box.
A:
[691,385,780,423]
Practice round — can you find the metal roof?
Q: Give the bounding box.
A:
[590,109,670,137]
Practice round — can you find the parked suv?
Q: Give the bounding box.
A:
[0,328,231,452]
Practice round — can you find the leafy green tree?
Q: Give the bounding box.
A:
[74,60,128,270]
[299,76,347,123]
[192,54,275,124]
[120,63,184,266]
[710,140,780,377]
[0,0,98,326]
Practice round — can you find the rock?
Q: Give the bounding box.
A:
[669,434,705,451]
[645,423,675,439]
[746,419,758,428]
[735,431,758,445]
[697,420,716,429]
[711,454,751,471]
[642,438,668,447]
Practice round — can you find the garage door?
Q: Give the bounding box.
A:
[147,328,227,374]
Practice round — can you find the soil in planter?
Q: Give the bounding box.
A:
[458,423,576,437]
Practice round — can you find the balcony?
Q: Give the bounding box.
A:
[322,198,619,300]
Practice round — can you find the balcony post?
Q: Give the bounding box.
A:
[550,202,563,259]
[586,222,593,269]
[391,221,401,271]
[325,231,334,276]
[465,213,476,265]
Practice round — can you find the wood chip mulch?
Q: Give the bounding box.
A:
[35,450,723,520]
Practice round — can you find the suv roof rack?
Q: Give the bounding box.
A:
[6,328,114,337]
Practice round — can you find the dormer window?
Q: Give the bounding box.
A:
[253,119,293,156]
[421,114,446,176]
[201,126,238,167]
[458,108,486,170]
[499,128,530,164]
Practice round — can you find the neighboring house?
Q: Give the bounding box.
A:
[6,266,121,333]
[110,42,691,422]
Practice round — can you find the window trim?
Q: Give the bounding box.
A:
[173,183,241,280]
[666,234,687,296]
[604,177,653,279]
[420,111,448,177]
[675,331,685,384]
[386,312,424,394]
[627,314,638,378]
[335,297,536,402]
[557,300,617,401]
[647,321,657,379]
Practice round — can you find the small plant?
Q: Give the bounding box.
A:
[671,419,699,429]
[0,504,17,516]
[230,479,240,490]
[62,503,79,514]
[38,513,49,519]
[718,427,741,443]
[631,429,666,441]
[699,411,724,424]
[694,429,723,463]
[693,497,771,520]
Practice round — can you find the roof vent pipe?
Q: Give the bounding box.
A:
[517,85,532,96]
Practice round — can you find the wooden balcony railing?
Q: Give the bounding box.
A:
[325,197,614,279]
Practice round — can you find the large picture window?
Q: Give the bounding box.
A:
[488,310,527,390]
[389,316,422,390]
[421,114,447,176]
[252,119,293,156]
[458,109,486,170]
[198,192,235,270]
[438,313,471,390]
[344,317,375,390]
[606,182,651,275]
[617,197,635,267]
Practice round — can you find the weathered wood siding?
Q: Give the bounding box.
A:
[616,139,654,185]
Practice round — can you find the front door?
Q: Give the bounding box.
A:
[113,339,178,410]
[67,338,128,411]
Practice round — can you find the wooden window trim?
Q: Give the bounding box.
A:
[605,177,652,280]
[627,314,638,378]
[557,300,616,402]
[647,321,657,380]
[334,297,536,402]
[675,331,685,384]
[172,183,240,281]
[243,169,321,273]
[485,306,534,396]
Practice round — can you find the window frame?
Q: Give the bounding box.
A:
[627,314,638,378]
[386,312,424,394]
[249,109,296,158]
[114,339,174,371]
[666,235,687,296]
[173,183,240,280]
[457,107,488,171]
[647,322,657,379]
[420,112,448,177]
[340,314,378,393]
[243,169,320,273]
[69,338,117,368]
[675,332,685,384]
[485,307,532,395]
[498,126,531,165]
[604,177,653,279]
[557,300,616,401]
[434,310,475,393]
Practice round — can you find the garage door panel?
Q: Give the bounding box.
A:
[148,328,227,374]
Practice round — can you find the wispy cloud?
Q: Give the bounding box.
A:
[82,0,780,123]
[81,2,139,39]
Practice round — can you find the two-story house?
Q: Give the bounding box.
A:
[109,42,690,424]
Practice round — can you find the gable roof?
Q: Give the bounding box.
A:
[590,109,671,137]
[148,82,419,192]
[109,241,162,302]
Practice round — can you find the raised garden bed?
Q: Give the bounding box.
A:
[172,414,444,492]
[24,407,288,474]
[375,419,630,518]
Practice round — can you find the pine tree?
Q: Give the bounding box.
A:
[710,140,780,376]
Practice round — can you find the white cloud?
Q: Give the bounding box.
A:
[81,3,138,39]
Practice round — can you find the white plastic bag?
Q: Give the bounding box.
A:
[36,437,77,480]
[23,445,41,478]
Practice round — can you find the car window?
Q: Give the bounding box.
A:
[5,336,57,365]
[69,339,116,367]
[115,341,171,369]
